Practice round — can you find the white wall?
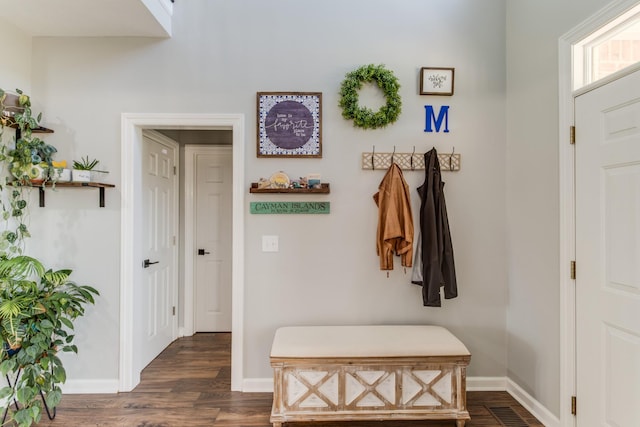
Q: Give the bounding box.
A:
[20,0,508,385]
[0,18,31,92]
[505,0,613,417]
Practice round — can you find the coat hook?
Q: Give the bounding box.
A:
[371,146,375,170]
[391,146,396,164]
[449,146,455,171]
[411,146,416,170]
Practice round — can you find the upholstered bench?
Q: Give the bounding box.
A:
[270,325,471,427]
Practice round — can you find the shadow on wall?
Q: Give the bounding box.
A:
[506,331,537,396]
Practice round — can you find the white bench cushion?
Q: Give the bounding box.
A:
[270,325,470,358]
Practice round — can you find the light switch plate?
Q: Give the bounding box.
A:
[262,235,279,252]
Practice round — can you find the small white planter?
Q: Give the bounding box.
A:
[51,168,72,182]
[90,171,109,183]
[72,169,91,182]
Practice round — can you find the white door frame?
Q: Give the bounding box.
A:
[183,144,233,335]
[558,1,639,425]
[120,113,245,392]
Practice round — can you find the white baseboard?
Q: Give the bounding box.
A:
[59,379,119,394]
[242,377,273,393]
[507,378,560,427]
[467,376,507,391]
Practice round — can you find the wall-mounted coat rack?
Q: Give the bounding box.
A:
[361,149,461,171]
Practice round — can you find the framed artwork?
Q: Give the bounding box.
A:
[420,67,455,96]
[257,92,322,158]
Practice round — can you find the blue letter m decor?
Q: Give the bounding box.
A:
[424,105,450,133]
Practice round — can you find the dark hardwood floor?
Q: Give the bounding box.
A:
[32,333,544,427]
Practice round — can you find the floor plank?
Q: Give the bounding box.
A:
[25,333,544,426]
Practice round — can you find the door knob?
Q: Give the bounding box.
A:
[143,259,159,268]
[197,249,211,256]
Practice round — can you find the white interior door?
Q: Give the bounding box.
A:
[575,69,640,426]
[140,132,178,368]
[194,147,232,332]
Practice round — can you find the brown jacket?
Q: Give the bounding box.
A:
[373,163,414,270]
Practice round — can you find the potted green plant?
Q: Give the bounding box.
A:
[0,255,98,427]
[72,156,107,183]
[3,89,57,185]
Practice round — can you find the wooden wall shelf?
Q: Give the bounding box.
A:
[9,182,115,207]
[1,120,53,133]
[249,183,330,194]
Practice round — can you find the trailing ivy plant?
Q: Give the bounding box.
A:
[0,88,34,258]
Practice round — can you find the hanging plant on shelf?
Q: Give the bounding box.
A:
[3,89,58,186]
[338,64,402,129]
[0,89,42,257]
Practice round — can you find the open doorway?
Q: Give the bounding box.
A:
[149,131,234,335]
[119,113,245,393]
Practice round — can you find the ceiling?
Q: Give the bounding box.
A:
[0,0,172,37]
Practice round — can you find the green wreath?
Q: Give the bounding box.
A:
[339,64,402,129]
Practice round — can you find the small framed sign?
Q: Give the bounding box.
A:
[420,67,455,96]
[257,92,322,157]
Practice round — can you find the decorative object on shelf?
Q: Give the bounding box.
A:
[306,173,321,189]
[269,171,290,189]
[257,92,322,158]
[256,178,271,190]
[420,67,455,96]
[72,156,98,170]
[252,170,329,193]
[0,88,100,427]
[71,169,90,183]
[249,182,330,194]
[339,64,402,129]
[12,162,48,184]
[72,156,108,183]
[50,161,71,182]
[362,147,461,171]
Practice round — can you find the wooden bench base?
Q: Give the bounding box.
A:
[270,326,471,427]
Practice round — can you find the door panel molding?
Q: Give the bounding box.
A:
[140,130,179,368]
[120,113,245,392]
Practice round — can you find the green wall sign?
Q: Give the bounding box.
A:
[250,201,330,214]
